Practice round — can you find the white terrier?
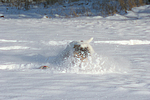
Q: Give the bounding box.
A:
[60,37,94,61]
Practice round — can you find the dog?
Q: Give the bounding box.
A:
[39,37,94,69]
[58,37,94,61]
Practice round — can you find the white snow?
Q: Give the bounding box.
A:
[0,4,150,100]
[94,40,150,45]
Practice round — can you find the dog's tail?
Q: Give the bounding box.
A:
[86,37,93,43]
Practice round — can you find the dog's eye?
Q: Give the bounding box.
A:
[80,47,84,51]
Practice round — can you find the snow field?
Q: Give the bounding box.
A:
[0,16,149,73]
[0,5,150,100]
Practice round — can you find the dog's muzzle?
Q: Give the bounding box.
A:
[73,45,90,61]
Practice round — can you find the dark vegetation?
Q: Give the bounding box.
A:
[0,0,150,17]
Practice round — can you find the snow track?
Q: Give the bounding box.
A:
[0,38,131,74]
[95,40,150,45]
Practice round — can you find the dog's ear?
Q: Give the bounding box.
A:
[86,37,93,43]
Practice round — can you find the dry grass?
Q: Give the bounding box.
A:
[118,0,146,11]
[73,11,79,17]
[0,0,148,17]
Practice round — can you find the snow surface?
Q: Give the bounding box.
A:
[0,5,150,100]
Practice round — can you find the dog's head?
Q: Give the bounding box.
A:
[73,43,90,60]
[66,37,94,61]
